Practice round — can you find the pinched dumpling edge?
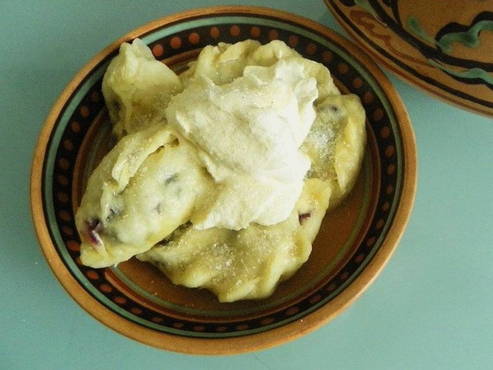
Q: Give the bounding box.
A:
[138,178,331,302]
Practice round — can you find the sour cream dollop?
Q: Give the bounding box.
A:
[166,58,318,230]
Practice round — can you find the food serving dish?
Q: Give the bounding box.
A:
[324,0,493,116]
[31,6,416,354]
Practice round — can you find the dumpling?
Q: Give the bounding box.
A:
[180,40,340,100]
[75,125,212,267]
[138,93,366,302]
[137,178,331,302]
[302,94,366,208]
[102,39,182,137]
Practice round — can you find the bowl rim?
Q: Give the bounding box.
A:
[30,5,417,355]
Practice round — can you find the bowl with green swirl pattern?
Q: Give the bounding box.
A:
[325,0,493,116]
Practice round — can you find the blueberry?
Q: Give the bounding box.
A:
[298,212,312,224]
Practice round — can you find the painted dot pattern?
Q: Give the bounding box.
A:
[57,158,69,170]
[114,296,127,305]
[63,140,74,151]
[322,50,333,63]
[56,192,68,202]
[86,270,99,280]
[354,254,365,263]
[61,226,74,236]
[366,236,376,247]
[229,25,240,36]
[100,284,113,293]
[352,77,363,89]
[260,318,275,325]
[285,307,300,316]
[188,32,200,45]
[79,106,90,118]
[48,21,401,338]
[380,126,390,138]
[306,42,317,55]
[210,26,220,39]
[376,219,385,229]
[337,62,349,74]
[363,91,375,105]
[170,36,182,49]
[152,43,164,58]
[268,29,279,40]
[387,164,396,175]
[288,34,299,47]
[250,26,261,38]
[385,145,395,157]
[70,121,81,133]
[58,210,71,221]
[372,108,384,122]
[90,91,101,103]
[309,294,322,304]
[66,240,80,252]
[56,175,68,186]
[326,283,337,292]
[131,307,143,315]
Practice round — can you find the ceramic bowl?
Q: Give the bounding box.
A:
[324,0,493,116]
[31,6,416,354]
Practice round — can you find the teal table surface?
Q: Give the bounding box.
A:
[1,1,492,369]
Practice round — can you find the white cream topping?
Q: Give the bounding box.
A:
[166,58,319,230]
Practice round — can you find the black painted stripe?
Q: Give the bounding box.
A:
[367,0,493,71]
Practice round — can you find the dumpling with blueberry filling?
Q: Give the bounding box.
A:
[75,124,213,268]
[138,178,331,302]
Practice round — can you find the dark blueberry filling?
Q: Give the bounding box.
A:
[298,212,312,224]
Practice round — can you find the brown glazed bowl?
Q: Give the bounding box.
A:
[31,6,416,354]
[324,0,493,116]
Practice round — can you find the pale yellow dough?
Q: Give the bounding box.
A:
[302,94,366,208]
[138,93,365,301]
[102,39,182,137]
[76,125,212,267]
[138,179,330,302]
[76,39,366,302]
[180,40,340,100]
